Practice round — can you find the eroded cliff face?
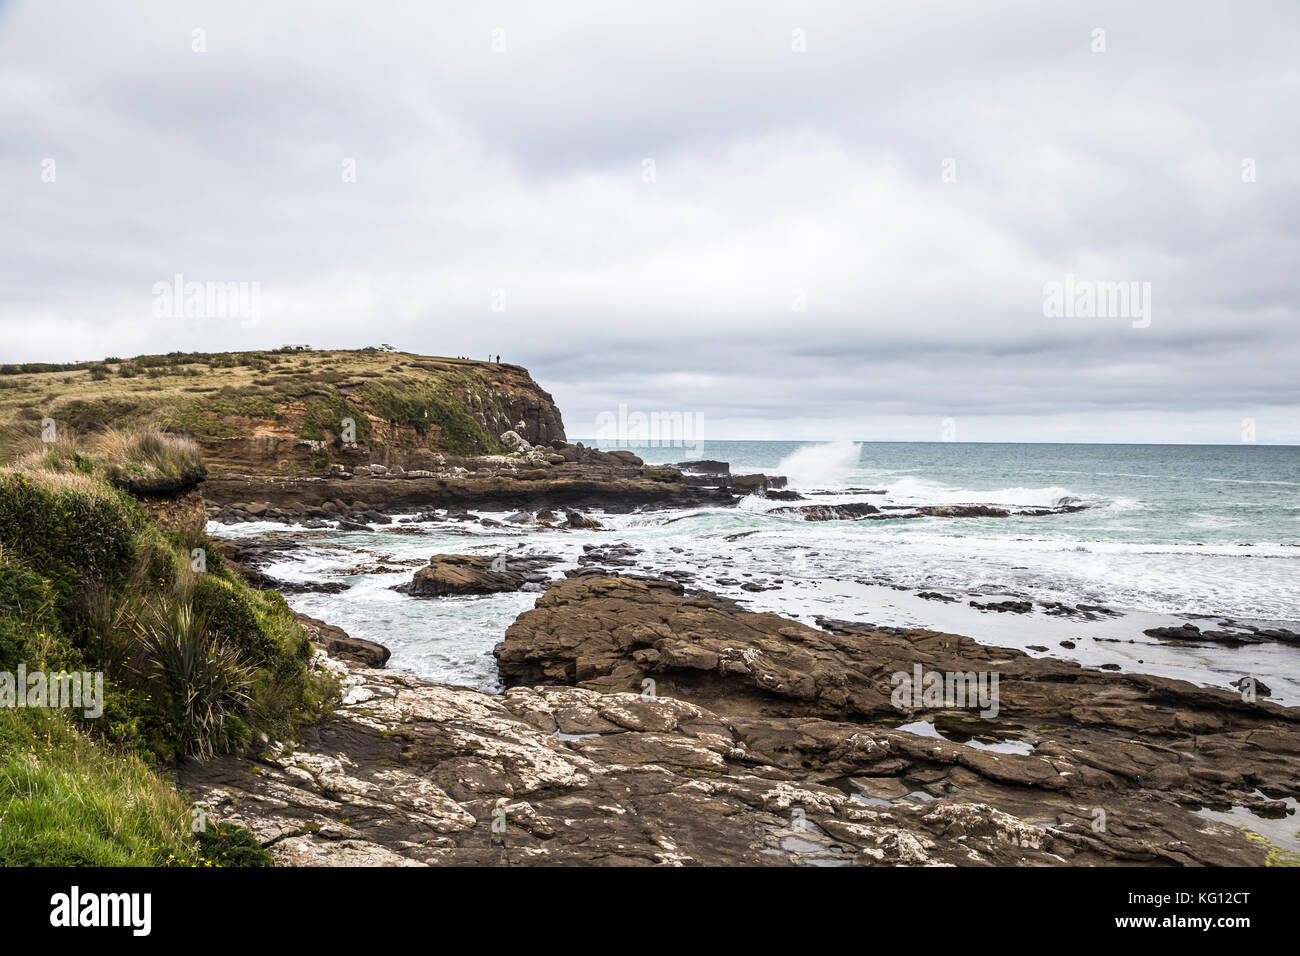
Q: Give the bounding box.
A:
[192,360,566,475]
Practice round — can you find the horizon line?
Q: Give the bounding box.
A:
[575,438,1300,448]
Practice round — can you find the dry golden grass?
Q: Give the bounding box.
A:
[0,348,502,439]
[0,426,205,492]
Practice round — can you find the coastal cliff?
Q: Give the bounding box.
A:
[0,349,566,473]
[9,355,1296,869]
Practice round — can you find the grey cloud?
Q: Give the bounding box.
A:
[0,0,1296,441]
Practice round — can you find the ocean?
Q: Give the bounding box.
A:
[612,439,1300,617]
[215,441,1300,703]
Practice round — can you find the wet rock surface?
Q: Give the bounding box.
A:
[1145,622,1300,647]
[394,553,561,596]
[970,599,1033,614]
[775,502,882,520]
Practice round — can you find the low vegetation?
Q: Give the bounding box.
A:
[0,428,329,865]
[0,708,197,866]
[3,427,206,494]
[0,348,520,457]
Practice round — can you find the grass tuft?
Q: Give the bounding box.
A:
[0,709,194,866]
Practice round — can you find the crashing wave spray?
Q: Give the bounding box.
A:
[775,441,863,490]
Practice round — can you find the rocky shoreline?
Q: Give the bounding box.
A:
[178,572,1300,866]
[183,444,1300,866]
[202,443,736,525]
[201,440,1100,529]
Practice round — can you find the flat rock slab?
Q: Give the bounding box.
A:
[176,576,1300,866]
[175,656,1275,866]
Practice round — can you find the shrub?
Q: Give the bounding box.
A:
[91,428,207,493]
[122,593,256,759]
[0,471,144,595]
[0,464,331,762]
[195,821,275,866]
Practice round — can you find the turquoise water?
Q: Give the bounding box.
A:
[585,440,1300,547]
[574,439,1300,624]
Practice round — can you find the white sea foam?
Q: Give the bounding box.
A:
[1204,477,1300,486]
[885,476,1084,509]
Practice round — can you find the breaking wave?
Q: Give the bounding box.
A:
[776,441,863,490]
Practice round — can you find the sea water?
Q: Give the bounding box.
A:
[212,441,1300,701]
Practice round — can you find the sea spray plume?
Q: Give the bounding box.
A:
[775,441,863,490]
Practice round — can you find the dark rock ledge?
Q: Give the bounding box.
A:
[176,575,1298,866]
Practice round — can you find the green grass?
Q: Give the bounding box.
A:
[0,709,274,866]
[0,708,195,866]
[93,428,207,493]
[0,433,335,865]
[0,426,206,496]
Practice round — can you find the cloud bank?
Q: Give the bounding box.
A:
[1,0,1297,442]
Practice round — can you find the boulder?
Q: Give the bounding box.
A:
[295,612,391,668]
[562,510,602,530]
[394,553,559,596]
[606,449,644,467]
[729,474,768,494]
[500,430,533,453]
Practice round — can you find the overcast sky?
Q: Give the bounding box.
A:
[1,1,1297,443]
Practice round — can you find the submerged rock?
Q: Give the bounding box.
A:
[970,600,1033,614]
[774,501,881,520]
[774,500,1089,521]
[669,460,730,476]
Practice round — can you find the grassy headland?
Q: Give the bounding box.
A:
[0,348,564,468]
